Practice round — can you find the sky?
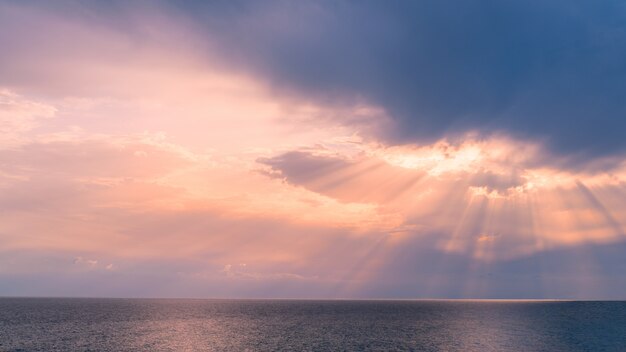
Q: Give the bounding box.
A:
[1,0,626,299]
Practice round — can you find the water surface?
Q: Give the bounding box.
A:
[1,298,625,351]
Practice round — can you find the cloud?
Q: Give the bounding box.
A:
[0,88,56,146]
[8,1,626,163]
[179,0,626,162]
[2,1,626,299]
[259,144,626,262]
[468,170,525,194]
[0,137,193,179]
[353,236,626,299]
[259,150,425,204]
[73,256,98,267]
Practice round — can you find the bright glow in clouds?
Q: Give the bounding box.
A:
[1,2,626,299]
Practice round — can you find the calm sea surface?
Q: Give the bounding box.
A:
[1,298,625,351]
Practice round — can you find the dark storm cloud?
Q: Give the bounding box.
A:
[178,0,626,161]
[4,0,626,161]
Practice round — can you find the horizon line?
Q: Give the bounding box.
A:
[2,295,624,302]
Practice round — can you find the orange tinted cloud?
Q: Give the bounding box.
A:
[1,2,626,299]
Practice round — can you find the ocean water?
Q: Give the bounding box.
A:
[1,299,625,352]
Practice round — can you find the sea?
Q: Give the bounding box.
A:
[1,298,625,351]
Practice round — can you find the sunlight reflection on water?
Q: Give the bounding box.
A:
[1,298,625,351]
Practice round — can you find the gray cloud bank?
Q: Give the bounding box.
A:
[187,0,626,162]
[4,0,626,163]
